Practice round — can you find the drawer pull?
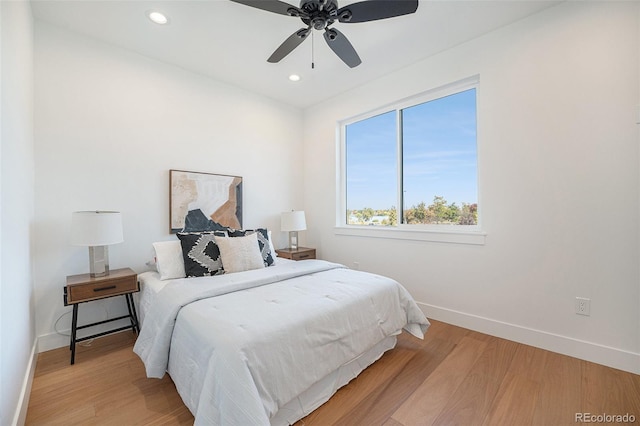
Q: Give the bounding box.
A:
[298,254,310,259]
[94,285,117,292]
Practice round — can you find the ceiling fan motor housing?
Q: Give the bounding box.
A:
[300,0,339,30]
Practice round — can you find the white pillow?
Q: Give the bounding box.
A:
[215,233,265,274]
[152,240,186,280]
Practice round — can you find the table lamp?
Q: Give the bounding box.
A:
[71,211,124,277]
[281,210,306,250]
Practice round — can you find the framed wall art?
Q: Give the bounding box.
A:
[169,169,243,233]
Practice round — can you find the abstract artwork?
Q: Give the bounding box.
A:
[170,170,243,233]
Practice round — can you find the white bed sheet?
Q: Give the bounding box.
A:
[134,259,429,425]
[136,270,166,326]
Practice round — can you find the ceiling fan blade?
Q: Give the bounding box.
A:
[229,0,303,17]
[268,28,311,63]
[337,0,418,23]
[323,28,361,68]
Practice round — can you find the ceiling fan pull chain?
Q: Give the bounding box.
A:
[311,30,315,69]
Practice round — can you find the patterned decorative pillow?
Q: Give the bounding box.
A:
[177,231,227,277]
[227,228,275,267]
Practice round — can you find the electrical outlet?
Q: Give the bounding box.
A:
[575,297,591,316]
[352,262,360,270]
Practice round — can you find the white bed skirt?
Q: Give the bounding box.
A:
[266,334,397,425]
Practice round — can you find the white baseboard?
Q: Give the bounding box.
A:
[419,302,640,375]
[38,330,71,353]
[12,339,38,426]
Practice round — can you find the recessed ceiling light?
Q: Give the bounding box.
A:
[289,74,301,82]
[147,11,169,25]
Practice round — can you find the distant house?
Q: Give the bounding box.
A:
[368,215,390,225]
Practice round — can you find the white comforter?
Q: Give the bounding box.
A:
[134,259,429,425]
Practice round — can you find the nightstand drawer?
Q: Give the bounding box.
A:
[66,268,138,304]
[290,249,315,260]
[276,247,316,261]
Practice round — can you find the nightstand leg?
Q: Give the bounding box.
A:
[130,294,140,334]
[125,294,139,334]
[70,304,78,365]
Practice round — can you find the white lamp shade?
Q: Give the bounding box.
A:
[71,211,124,246]
[281,211,306,232]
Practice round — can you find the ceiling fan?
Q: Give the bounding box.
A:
[229,0,419,68]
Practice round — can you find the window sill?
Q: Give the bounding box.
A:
[333,225,486,245]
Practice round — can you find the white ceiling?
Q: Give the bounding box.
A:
[31,0,560,108]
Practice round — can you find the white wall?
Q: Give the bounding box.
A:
[303,1,640,373]
[34,22,304,351]
[1,1,36,424]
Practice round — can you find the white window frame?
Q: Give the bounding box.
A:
[335,75,486,245]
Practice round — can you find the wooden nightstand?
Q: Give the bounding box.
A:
[63,267,139,365]
[275,247,316,261]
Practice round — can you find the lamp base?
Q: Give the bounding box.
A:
[89,245,110,277]
[288,231,299,251]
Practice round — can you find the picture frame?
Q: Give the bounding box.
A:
[169,169,243,233]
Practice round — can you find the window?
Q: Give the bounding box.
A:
[341,77,479,231]
[345,111,397,226]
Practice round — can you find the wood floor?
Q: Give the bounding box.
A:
[26,320,640,425]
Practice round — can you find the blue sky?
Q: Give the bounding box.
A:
[346,89,477,211]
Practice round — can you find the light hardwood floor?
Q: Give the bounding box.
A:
[26,320,640,425]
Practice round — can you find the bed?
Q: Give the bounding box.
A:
[134,234,430,425]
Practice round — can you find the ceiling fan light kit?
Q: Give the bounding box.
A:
[230,0,419,68]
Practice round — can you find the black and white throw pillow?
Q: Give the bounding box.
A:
[227,228,275,267]
[177,231,227,277]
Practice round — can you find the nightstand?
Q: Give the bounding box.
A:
[275,247,316,261]
[63,267,139,365]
